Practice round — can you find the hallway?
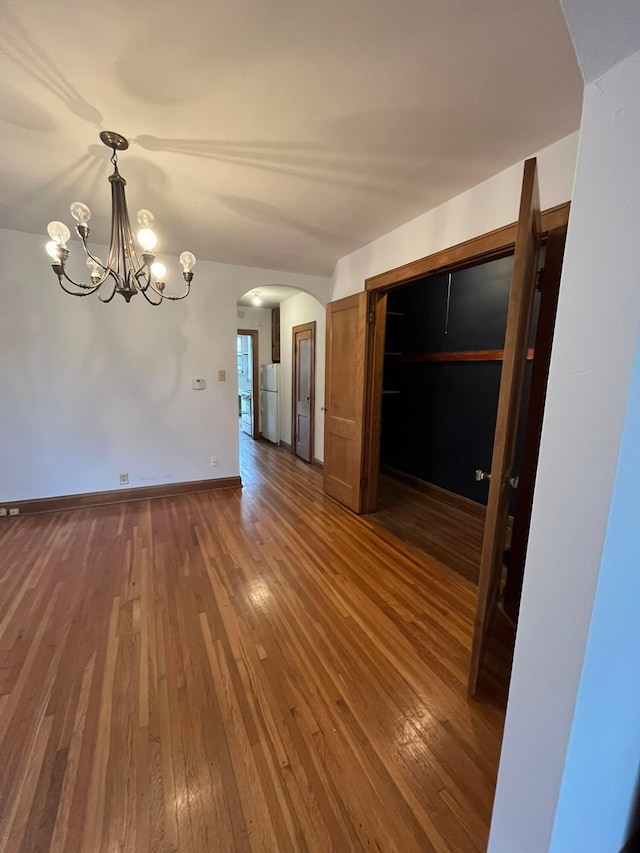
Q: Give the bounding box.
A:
[1,437,507,852]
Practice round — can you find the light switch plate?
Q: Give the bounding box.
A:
[218,370,226,382]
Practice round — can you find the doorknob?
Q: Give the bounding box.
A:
[509,475,519,488]
[304,396,310,401]
[321,406,328,412]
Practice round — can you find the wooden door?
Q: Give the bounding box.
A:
[323,292,369,512]
[503,225,567,622]
[468,158,541,695]
[292,322,315,463]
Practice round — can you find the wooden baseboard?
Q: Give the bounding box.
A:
[279,440,292,452]
[381,465,485,518]
[0,475,242,517]
[381,466,515,533]
[312,458,324,470]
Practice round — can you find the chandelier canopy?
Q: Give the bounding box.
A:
[45,131,196,305]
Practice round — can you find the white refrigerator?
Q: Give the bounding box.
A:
[260,363,279,444]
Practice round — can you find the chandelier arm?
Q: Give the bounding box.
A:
[148,281,191,301]
[60,270,102,293]
[97,280,119,303]
[140,285,163,306]
[57,275,101,297]
[135,265,152,292]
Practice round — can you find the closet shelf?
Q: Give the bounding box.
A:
[382,389,401,395]
[397,348,535,364]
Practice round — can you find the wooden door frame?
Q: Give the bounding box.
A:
[360,201,571,514]
[291,321,316,462]
[237,329,260,440]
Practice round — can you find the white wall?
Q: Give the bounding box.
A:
[551,334,640,852]
[0,229,329,501]
[330,132,579,301]
[488,48,640,852]
[279,292,326,462]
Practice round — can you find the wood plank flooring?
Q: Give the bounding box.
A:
[0,436,507,852]
[370,475,485,584]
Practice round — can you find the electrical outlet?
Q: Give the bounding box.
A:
[119,473,129,485]
[0,508,7,517]
[210,456,218,467]
[9,507,19,516]
[218,370,226,382]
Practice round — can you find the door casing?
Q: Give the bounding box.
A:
[237,328,260,439]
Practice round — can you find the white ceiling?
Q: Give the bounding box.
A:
[560,0,640,82]
[237,285,302,308]
[0,0,582,276]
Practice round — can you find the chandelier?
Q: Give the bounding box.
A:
[45,131,196,305]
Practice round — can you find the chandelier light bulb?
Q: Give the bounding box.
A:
[70,202,91,224]
[180,251,196,273]
[251,291,262,306]
[150,261,166,280]
[86,256,103,281]
[46,240,60,260]
[47,221,70,246]
[137,228,157,251]
[137,209,155,228]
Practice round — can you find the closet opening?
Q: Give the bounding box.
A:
[375,250,541,584]
[362,211,567,649]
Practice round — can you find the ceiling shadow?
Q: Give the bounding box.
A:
[2,10,103,127]
[0,86,57,132]
[133,135,421,201]
[9,153,106,236]
[217,195,346,247]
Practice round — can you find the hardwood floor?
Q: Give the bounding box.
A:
[0,437,507,852]
[370,475,485,584]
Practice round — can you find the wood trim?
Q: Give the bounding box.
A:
[361,291,387,513]
[397,348,534,364]
[381,465,485,518]
[238,328,260,439]
[279,439,292,452]
[365,202,570,293]
[291,321,316,463]
[0,476,243,517]
[312,457,324,470]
